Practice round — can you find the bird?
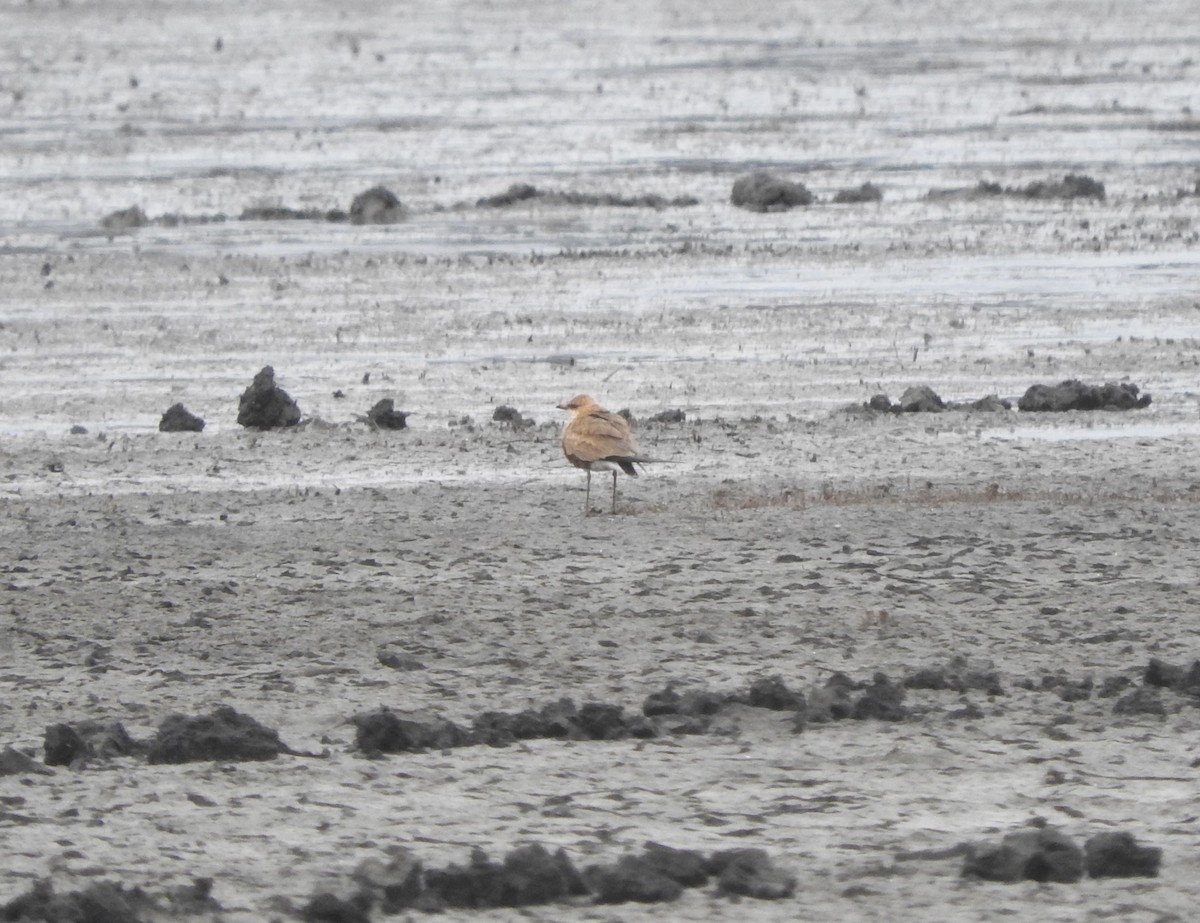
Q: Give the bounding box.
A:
[557,394,656,514]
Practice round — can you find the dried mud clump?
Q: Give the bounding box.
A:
[2,877,220,921]
[348,847,424,913]
[1037,672,1094,702]
[580,845,796,903]
[472,698,654,747]
[1018,379,1151,412]
[476,183,699,209]
[832,181,883,203]
[708,848,797,899]
[904,657,1005,696]
[851,673,908,720]
[641,685,729,734]
[859,379,1147,412]
[962,827,1084,883]
[637,842,710,887]
[158,402,205,432]
[477,183,540,207]
[647,408,686,424]
[307,840,791,912]
[730,171,813,212]
[1142,656,1200,694]
[1084,832,1161,878]
[420,844,587,910]
[349,186,405,224]
[1011,173,1105,200]
[855,387,1011,414]
[962,394,1013,412]
[300,892,370,922]
[354,669,974,759]
[962,826,1161,883]
[492,404,535,429]
[584,855,685,904]
[240,204,347,222]
[0,746,53,776]
[43,719,140,766]
[927,174,1106,201]
[353,708,474,754]
[805,671,909,724]
[365,398,411,430]
[1111,685,1167,716]
[740,674,806,711]
[145,705,291,764]
[237,365,302,429]
[99,204,148,231]
[897,385,946,413]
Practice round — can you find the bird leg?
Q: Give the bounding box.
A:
[584,469,592,513]
[610,470,618,513]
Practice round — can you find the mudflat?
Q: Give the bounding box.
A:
[2,0,1199,920]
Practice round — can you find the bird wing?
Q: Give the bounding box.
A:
[566,409,638,462]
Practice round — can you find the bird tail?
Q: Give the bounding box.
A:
[615,455,670,476]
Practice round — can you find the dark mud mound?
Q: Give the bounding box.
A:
[356,695,679,755]
[896,385,946,413]
[1143,656,1200,695]
[1094,657,1200,715]
[354,672,924,756]
[904,656,1005,696]
[476,183,698,209]
[962,827,1084,883]
[353,670,928,758]
[961,395,1013,412]
[1084,832,1161,878]
[800,672,908,725]
[962,826,1160,882]
[832,182,883,203]
[928,173,1105,201]
[584,856,684,904]
[158,402,205,433]
[306,840,792,913]
[237,365,302,429]
[349,186,405,224]
[1017,379,1151,412]
[353,709,474,754]
[1011,173,1105,200]
[44,720,140,766]
[584,844,795,903]
[856,387,1011,414]
[0,746,53,776]
[146,705,291,764]
[365,398,410,430]
[491,405,535,429]
[730,171,813,212]
[2,878,220,922]
[240,204,347,222]
[420,844,587,910]
[708,848,797,899]
[476,183,539,207]
[859,379,1152,416]
[99,205,148,231]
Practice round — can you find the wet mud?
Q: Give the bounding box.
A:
[2,0,1200,921]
